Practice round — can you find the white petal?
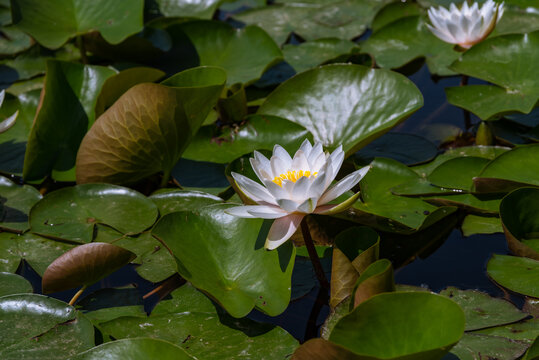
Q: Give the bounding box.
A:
[327,147,344,183]
[307,142,324,165]
[310,151,327,173]
[291,150,310,171]
[263,179,289,200]
[251,152,272,182]
[291,175,311,202]
[297,197,318,213]
[427,23,457,44]
[225,205,262,218]
[270,155,288,179]
[318,165,370,205]
[247,205,289,219]
[298,139,313,158]
[232,172,277,205]
[265,214,304,250]
[307,171,329,199]
[273,145,292,167]
[276,199,299,212]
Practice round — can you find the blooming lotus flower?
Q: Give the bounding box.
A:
[427,0,504,49]
[226,140,370,250]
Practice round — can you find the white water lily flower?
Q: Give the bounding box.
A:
[226,140,370,250]
[427,0,504,49]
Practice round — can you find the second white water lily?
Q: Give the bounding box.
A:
[427,0,504,49]
[226,140,369,250]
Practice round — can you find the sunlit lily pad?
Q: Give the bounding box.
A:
[150,189,222,216]
[500,187,539,259]
[461,215,502,237]
[487,254,539,297]
[258,64,423,154]
[447,31,539,120]
[428,157,490,191]
[152,204,295,317]
[0,272,32,296]
[156,0,221,19]
[11,0,144,49]
[29,184,158,243]
[0,175,41,232]
[0,294,94,359]
[329,292,465,359]
[76,66,225,185]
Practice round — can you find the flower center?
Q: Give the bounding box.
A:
[272,170,317,187]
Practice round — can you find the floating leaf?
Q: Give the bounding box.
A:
[0,26,32,56]
[76,66,226,185]
[292,338,361,360]
[474,318,539,344]
[0,294,94,359]
[500,187,539,259]
[487,254,539,297]
[150,189,222,216]
[446,31,539,120]
[461,215,502,237]
[523,336,539,360]
[428,157,490,191]
[258,64,423,154]
[439,287,527,331]
[23,60,116,182]
[72,338,195,360]
[156,0,222,19]
[30,184,158,243]
[351,259,394,308]
[42,242,136,293]
[0,272,32,296]
[0,175,41,232]
[329,292,465,359]
[370,1,421,32]
[152,204,295,317]
[450,333,529,360]
[11,0,144,49]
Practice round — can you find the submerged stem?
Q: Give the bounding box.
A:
[160,169,171,188]
[300,219,330,290]
[460,75,472,130]
[76,36,88,64]
[68,284,87,306]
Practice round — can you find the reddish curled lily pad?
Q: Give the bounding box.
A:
[42,242,136,293]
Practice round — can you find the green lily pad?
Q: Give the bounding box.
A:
[474,318,539,344]
[156,0,222,19]
[97,284,299,359]
[329,292,465,359]
[362,16,460,76]
[150,189,222,216]
[170,20,282,85]
[11,0,144,49]
[351,258,394,308]
[0,175,41,232]
[42,242,136,293]
[370,1,421,32]
[500,187,539,259]
[258,64,423,154]
[450,333,529,360]
[182,114,311,163]
[29,184,158,243]
[428,157,490,191]
[447,31,539,120]
[494,5,539,36]
[283,38,358,74]
[0,272,32,296]
[152,204,295,317]
[423,193,502,215]
[0,26,32,56]
[342,158,456,234]
[72,338,195,360]
[439,287,527,331]
[0,294,94,359]
[473,144,539,193]
[23,60,116,182]
[461,215,502,237]
[330,226,379,308]
[487,254,539,297]
[76,66,225,185]
[0,231,76,275]
[524,337,539,360]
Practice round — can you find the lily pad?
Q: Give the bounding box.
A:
[11,0,144,49]
[473,144,539,193]
[524,337,539,360]
[258,64,423,154]
[447,31,539,120]
[76,66,226,185]
[292,338,361,360]
[182,115,311,163]
[0,294,94,359]
[474,318,539,344]
[29,184,158,243]
[362,16,460,76]
[370,1,421,32]
[0,175,41,232]
[150,189,222,216]
[42,242,136,293]
[97,284,299,359]
[342,158,456,234]
[23,60,116,182]
[439,287,527,331]
[156,0,222,19]
[428,157,490,191]
[351,259,394,308]
[461,215,502,237]
[151,204,295,317]
[72,338,195,360]
[499,187,539,259]
[449,333,529,360]
[0,272,32,296]
[487,254,539,297]
[329,292,465,359]
[0,26,32,56]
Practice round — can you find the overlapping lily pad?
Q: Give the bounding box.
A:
[487,254,539,297]
[258,64,423,154]
[152,204,295,317]
[11,0,144,49]
[0,271,32,296]
[351,259,394,308]
[500,187,539,259]
[0,294,94,359]
[450,333,529,360]
[76,66,226,185]
[0,175,41,232]
[156,0,222,19]
[446,31,539,120]
[461,215,502,237]
[29,184,158,243]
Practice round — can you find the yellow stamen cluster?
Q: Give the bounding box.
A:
[272,170,317,187]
